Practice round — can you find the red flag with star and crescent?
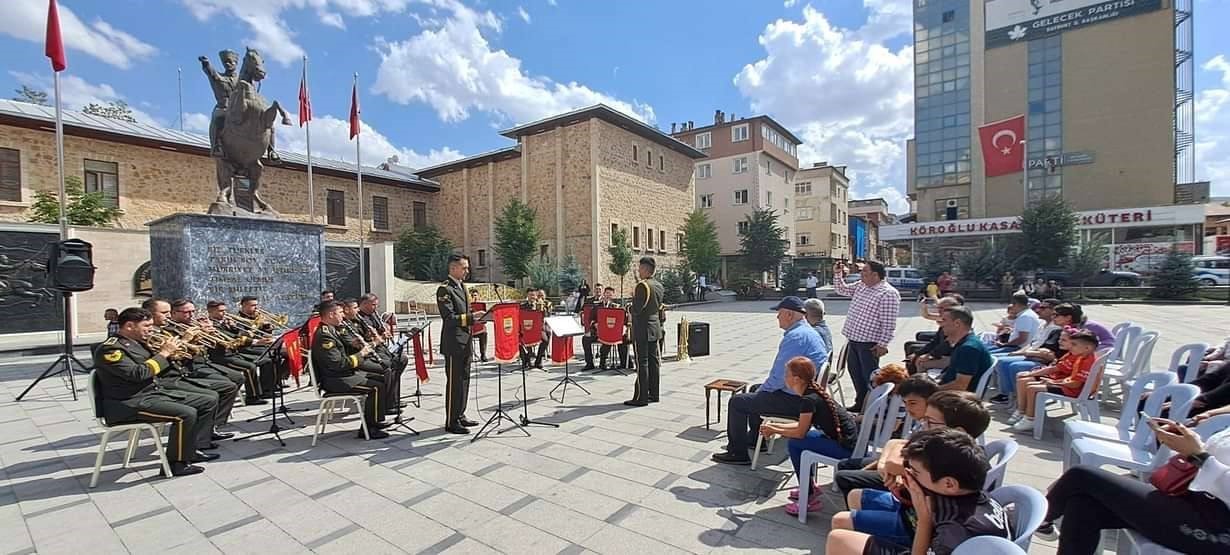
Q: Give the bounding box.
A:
[45,0,67,72]
[348,81,360,139]
[977,115,1025,177]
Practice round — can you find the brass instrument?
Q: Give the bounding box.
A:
[254,308,289,328]
[146,329,200,360]
[165,319,247,350]
[224,313,276,339]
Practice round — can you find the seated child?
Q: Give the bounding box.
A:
[826,428,1013,555]
[1010,328,1099,431]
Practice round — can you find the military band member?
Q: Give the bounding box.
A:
[519,288,551,369]
[342,299,400,416]
[582,286,631,370]
[438,254,483,434]
[625,256,664,407]
[94,308,219,476]
[142,298,238,443]
[233,295,283,394]
[313,301,389,440]
[203,300,266,404]
[357,293,407,407]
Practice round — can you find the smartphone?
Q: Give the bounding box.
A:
[1140,411,1159,430]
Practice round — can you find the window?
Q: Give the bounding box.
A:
[830,204,838,222]
[831,232,839,247]
[83,159,119,208]
[733,189,748,205]
[371,195,389,230]
[700,194,713,208]
[763,158,773,175]
[540,244,549,259]
[658,155,664,171]
[737,221,749,235]
[934,197,970,220]
[795,181,812,195]
[765,191,773,207]
[796,207,813,220]
[676,233,683,253]
[696,163,711,179]
[0,148,20,202]
[659,230,666,253]
[412,201,427,230]
[731,123,749,142]
[796,233,812,246]
[632,144,638,162]
[476,249,487,268]
[733,157,748,174]
[610,223,620,245]
[942,10,954,22]
[327,189,346,225]
[647,227,656,251]
[632,226,641,249]
[695,132,711,149]
[645,148,652,166]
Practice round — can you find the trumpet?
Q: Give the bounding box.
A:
[165,319,248,351]
[225,313,276,339]
[146,329,201,360]
[254,308,289,328]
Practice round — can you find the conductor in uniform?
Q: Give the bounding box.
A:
[438,254,485,434]
[625,256,664,407]
[93,308,219,476]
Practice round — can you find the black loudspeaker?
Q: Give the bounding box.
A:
[682,321,710,357]
[47,238,95,292]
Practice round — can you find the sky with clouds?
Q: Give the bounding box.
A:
[0,0,1227,214]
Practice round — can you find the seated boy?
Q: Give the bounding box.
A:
[1010,329,1098,431]
[827,428,1013,555]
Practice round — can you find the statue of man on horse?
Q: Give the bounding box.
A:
[199,47,291,216]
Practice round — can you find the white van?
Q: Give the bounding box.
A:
[1192,256,1230,286]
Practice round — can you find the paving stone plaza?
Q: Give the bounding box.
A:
[1,300,1227,554]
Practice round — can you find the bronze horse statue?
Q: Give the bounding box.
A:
[215,48,290,215]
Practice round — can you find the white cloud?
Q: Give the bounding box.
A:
[276,114,463,170]
[10,71,160,124]
[183,111,211,133]
[517,6,531,23]
[547,0,557,6]
[784,0,798,7]
[372,0,654,125]
[1196,54,1230,195]
[182,0,410,66]
[735,3,913,213]
[0,0,156,69]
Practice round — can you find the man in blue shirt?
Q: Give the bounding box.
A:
[937,306,995,393]
[713,296,829,465]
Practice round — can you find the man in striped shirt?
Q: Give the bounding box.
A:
[832,260,901,411]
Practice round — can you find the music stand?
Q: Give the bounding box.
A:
[546,315,588,402]
[401,326,439,408]
[471,303,529,442]
[234,330,301,446]
[385,336,420,436]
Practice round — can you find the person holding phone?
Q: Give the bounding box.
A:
[831,260,901,411]
[1035,418,1230,554]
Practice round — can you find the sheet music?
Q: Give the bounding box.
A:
[545,315,585,337]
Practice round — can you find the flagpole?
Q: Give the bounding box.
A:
[354,72,366,295]
[53,70,66,240]
[177,66,183,131]
[304,56,314,224]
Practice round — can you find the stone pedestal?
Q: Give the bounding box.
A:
[148,213,325,320]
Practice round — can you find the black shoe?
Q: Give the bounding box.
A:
[649,398,659,403]
[199,442,220,451]
[846,404,862,413]
[445,425,470,435]
[1034,521,1057,541]
[480,357,488,362]
[385,408,401,416]
[211,431,234,441]
[361,428,390,440]
[244,397,268,406]
[191,450,221,463]
[460,417,479,427]
[990,394,1011,404]
[162,462,204,477]
[373,421,393,429]
[623,400,649,407]
[711,452,752,465]
[581,365,596,371]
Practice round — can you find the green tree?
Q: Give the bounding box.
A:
[12,85,48,106]
[780,264,803,295]
[82,100,137,122]
[657,266,689,304]
[394,225,454,281]
[954,240,1012,287]
[557,254,583,294]
[737,209,788,276]
[1018,196,1079,269]
[1066,240,1107,299]
[28,176,123,227]
[1149,248,1200,300]
[679,210,720,279]
[527,256,559,295]
[493,199,540,283]
[607,227,634,298]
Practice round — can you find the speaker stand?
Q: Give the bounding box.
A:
[16,293,90,402]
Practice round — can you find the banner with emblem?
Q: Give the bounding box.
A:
[490,302,521,364]
[596,306,627,346]
[519,307,544,347]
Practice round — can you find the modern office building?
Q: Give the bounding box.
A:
[791,162,850,270]
[892,0,1202,271]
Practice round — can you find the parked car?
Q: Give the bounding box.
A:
[1192,255,1230,286]
[1036,268,1143,287]
[843,266,925,293]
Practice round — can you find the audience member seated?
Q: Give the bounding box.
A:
[897,375,941,438]
[935,306,995,393]
[834,391,992,501]
[711,296,828,465]
[1036,419,1230,554]
[1179,337,1230,382]
[984,294,1040,355]
[872,362,910,390]
[1055,303,1114,352]
[988,298,1063,404]
[907,297,963,374]
[826,428,1013,555]
[803,298,834,353]
[1177,359,1230,418]
[757,356,858,516]
[1010,329,1098,432]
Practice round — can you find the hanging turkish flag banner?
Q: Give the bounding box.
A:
[978,115,1026,177]
[519,308,544,347]
[489,302,520,364]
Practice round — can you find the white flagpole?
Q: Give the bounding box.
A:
[305,56,314,224]
[53,71,67,240]
[354,72,366,295]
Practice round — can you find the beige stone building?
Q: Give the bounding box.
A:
[670,111,801,278]
[416,105,703,293]
[792,162,850,265]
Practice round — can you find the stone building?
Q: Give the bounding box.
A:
[416,105,703,293]
[791,162,850,273]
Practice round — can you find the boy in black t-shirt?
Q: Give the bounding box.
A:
[826,428,1013,555]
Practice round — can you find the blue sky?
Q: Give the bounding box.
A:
[1,0,1228,213]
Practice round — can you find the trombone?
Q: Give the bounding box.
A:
[164,319,248,351]
[254,308,289,329]
[224,313,277,339]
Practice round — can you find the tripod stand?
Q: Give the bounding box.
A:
[385,335,420,436]
[16,292,90,402]
[235,333,302,446]
[548,340,589,403]
[471,361,529,443]
[518,356,559,429]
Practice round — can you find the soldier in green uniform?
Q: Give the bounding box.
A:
[233,295,283,395]
[438,254,484,434]
[625,256,664,407]
[341,298,399,416]
[312,301,389,440]
[203,299,266,405]
[582,286,630,370]
[93,308,219,476]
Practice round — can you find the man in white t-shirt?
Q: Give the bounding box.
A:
[805,272,819,299]
[988,293,1039,355]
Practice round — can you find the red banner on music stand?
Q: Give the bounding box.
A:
[551,335,574,363]
[581,303,596,330]
[490,302,521,364]
[596,306,626,346]
[470,301,487,333]
[520,307,544,347]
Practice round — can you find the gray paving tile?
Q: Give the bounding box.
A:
[303,522,362,549]
[418,531,465,554]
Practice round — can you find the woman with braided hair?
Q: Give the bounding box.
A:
[760,356,859,516]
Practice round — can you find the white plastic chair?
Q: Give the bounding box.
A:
[1105,324,1141,369]
[988,485,1048,550]
[308,354,371,446]
[1103,331,1159,402]
[1167,342,1208,384]
[973,363,996,400]
[87,370,173,488]
[1064,383,1200,473]
[953,536,1027,554]
[796,382,895,523]
[751,416,797,470]
[827,343,848,405]
[1116,529,1185,555]
[1033,351,1111,440]
[1064,372,1175,448]
[983,438,1019,491]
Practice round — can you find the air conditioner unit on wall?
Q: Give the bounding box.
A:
[945,199,959,208]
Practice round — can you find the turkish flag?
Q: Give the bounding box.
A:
[978,115,1026,177]
[348,81,360,139]
[298,64,311,127]
[45,0,67,72]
